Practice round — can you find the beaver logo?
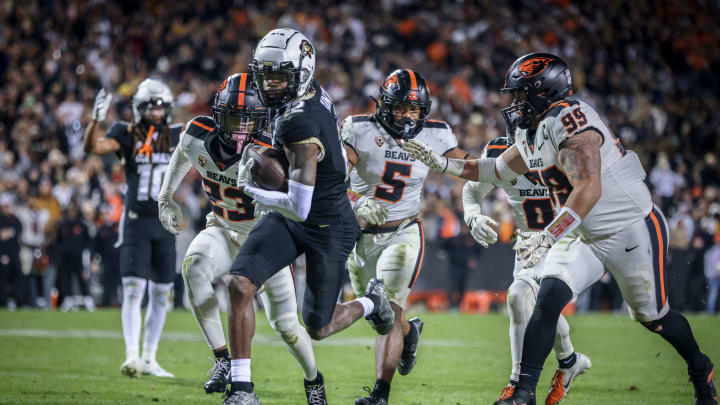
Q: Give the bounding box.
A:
[518,57,553,78]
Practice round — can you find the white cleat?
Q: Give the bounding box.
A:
[121,358,140,378]
[140,359,175,378]
[545,352,591,405]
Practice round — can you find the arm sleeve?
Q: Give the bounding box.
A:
[462,181,495,222]
[159,132,192,197]
[243,180,314,222]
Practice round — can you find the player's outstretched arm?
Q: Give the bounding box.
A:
[241,143,318,222]
[401,139,528,182]
[83,89,121,155]
[157,139,192,234]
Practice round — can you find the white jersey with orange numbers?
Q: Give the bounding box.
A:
[342,115,458,221]
[480,137,553,233]
[514,98,652,239]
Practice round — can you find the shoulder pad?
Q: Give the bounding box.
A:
[424,119,450,129]
[185,116,216,139]
[351,115,375,123]
[484,137,509,158]
[543,99,578,119]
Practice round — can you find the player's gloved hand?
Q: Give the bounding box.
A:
[465,213,499,248]
[253,202,271,217]
[513,230,554,268]
[354,195,388,226]
[236,158,255,190]
[158,191,182,235]
[401,139,449,173]
[92,89,113,122]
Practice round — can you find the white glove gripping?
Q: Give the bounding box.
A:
[236,158,255,189]
[466,214,499,248]
[514,207,581,268]
[353,195,389,226]
[158,191,182,235]
[401,139,464,177]
[92,89,112,122]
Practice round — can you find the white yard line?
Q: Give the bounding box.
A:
[0,328,471,347]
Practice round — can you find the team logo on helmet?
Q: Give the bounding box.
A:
[198,155,207,168]
[383,74,399,90]
[300,40,314,57]
[218,78,228,92]
[408,91,419,101]
[375,135,385,147]
[517,57,554,78]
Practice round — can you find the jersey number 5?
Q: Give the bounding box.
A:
[202,178,255,222]
[374,162,411,203]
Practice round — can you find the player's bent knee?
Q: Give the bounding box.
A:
[271,316,300,345]
[227,275,257,300]
[535,278,572,314]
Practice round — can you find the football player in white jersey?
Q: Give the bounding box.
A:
[463,136,594,404]
[342,69,473,405]
[402,53,717,405]
[157,73,327,404]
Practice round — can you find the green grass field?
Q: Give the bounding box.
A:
[0,309,717,404]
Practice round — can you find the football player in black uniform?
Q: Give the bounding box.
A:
[220,29,394,405]
[83,79,183,378]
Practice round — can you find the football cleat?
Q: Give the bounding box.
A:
[140,359,174,378]
[493,387,536,405]
[304,371,328,405]
[498,382,517,401]
[355,386,388,405]
[689,355,718,405]
[364,279,394,335]
[397,317,423,375]
[120,357,140,378]
[222,389,261,405]
[545,352,591,405]
[205,357,231,394]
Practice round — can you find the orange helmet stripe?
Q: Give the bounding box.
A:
[237,73,248,107]
[406,69,418,90]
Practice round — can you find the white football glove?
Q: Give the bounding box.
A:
[92,89,112,122]
[513,230,554,268]
[158,192,182,235]
[465,213,499,248]
[401,139,449,173]
[354,195,389,226]
[236,158,254,189]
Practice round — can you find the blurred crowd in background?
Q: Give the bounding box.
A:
[1,0,719,313]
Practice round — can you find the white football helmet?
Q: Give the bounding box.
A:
[132,78,174,124]
[250,28,316,108]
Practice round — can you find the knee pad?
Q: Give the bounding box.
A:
[535,278,572,314]
[270,314,301,345]
[506,280,535,322]
[122,277,147,303]
[148,281,173,306]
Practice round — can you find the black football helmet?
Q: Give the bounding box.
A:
[375,69,431,140]
[500,53,572,130]
[212,72,269,153]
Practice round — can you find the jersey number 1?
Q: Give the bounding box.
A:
[374,162,411,203]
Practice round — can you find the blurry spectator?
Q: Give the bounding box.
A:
[704,241,720,314]
[649,153,684,213]
[94,205,120,307]
[441,225,481,309]
[55,200,93,311]
[15,196,51,308]
[0,194,23,310]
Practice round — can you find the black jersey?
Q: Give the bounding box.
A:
[106,121,183,217]
[272,80,352,224]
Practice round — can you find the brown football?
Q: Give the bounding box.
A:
[246,144,289,192]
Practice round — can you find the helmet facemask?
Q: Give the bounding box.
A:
[378,96,430,140]
[251,66,304,108]
[137,98,172,126]
[213,105,268,154]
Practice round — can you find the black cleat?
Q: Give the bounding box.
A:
[493,387,536,405]
[204,357,231,394]
[689,355,718,405]
[304,371,328,405]
[397,317,423,376]
[364,279,394,335]
[355,386,388,405]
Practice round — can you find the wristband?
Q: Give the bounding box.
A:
[544,206,581,242]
